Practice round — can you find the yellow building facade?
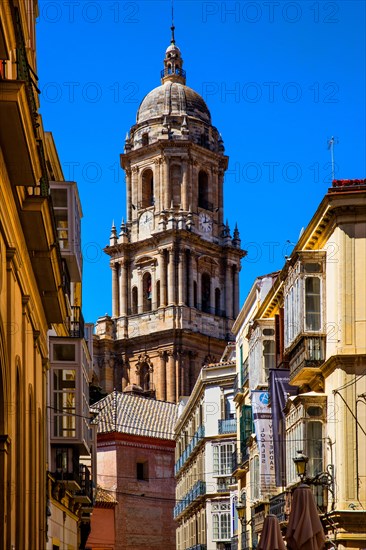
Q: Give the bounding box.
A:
[232,179,366,549]
[0,3,94,548]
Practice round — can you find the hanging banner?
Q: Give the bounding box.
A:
[251,390,276,491]
[269,369,298,486]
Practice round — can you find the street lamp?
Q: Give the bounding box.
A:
[293,450,309,481]
[292,451,335,510]
[236,501,246,525]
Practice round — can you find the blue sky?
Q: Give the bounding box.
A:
[36,0,366,324]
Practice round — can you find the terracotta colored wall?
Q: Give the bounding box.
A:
[98,433,176,550]
[87,507,115,549]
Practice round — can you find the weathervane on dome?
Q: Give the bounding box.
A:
[171,0,176,44]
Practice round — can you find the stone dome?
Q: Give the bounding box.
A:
[136,81,212,125]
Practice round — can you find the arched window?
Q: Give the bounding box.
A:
[198,170,209,209]
[170,164,182,207]
[201,273,211,313]
[132,287,138,314]
[215,288,221,316]
[143,272,152,312]
[141,169,154,208]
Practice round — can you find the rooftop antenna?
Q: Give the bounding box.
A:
[327,136,339,182]
[171,0,175,44]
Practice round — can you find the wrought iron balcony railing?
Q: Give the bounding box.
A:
[218,418,237,434]
[173,480,206,518]
[174,425,205,475]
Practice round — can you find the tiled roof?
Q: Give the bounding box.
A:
[95,486,118,506]
[91,391,178,441]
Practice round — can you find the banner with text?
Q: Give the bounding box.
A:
[251,390,276,492]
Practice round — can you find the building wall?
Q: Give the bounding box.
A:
[87,507,116,549]
[97,434,176,550]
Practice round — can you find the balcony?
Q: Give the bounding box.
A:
[175,425,205,475]
[289,335,325,385]
[161,67,186,79]
[74,464,92,504]
[54,468,81,492]
[70,306,85,339]
[218,418,237,435]
[269,492,289,524]
[174,480,206,518]
[187,546,207,550]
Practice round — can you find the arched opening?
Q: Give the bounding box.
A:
[156,280,160,308]
[141,169,154,208]
[201,273,211,313]
[215,288,221,316]
[170,164,182,207]
[132,287,138,314]
[143,272,152,312]
[198,170,209,210]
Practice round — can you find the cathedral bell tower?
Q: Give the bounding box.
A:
[94,29,245,403]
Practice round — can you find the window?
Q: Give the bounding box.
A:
[305,277,321,331]
[53,343,75,362]
[213,443,233,476]
[263,340,275,379]
[132,287,138,314]
[170,164,182,207]
[53,369,76,437]
[198,171,209,209]
[201,273,211,313]
[143,272,152,312]
[286,402,325,485]
[284,257,324,348]
[212,502,230,541]
[141,169,154,208]
[136,461,149,481]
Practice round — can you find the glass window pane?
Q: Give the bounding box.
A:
[53,344,76,362]
[51,188,68,208]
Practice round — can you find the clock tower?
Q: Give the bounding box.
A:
[94,30,245,402]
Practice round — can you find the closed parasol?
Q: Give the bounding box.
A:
[257,514,286,550]
[286,484,326,550]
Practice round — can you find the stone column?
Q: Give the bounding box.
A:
[225,262,233,318]
[138,269,143,313]
[119,259,128,317]
[167,350,176,403]
[164,156,171,210]
[111,263,119,318]
[233,266,239,318]
[197,257,201,310]
[182,160,188,210]
[126,168,132,222]
[188,252,195,307]
[154,158,161,211]
[178,249,185,305]
[151,266,156,310]
[159,249,167,307]
[158,351,167,401]
[218,169,224,227]
[168,246,175,305]
[131,166,139,218]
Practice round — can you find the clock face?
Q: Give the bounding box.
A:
[139,212,153,235]
[198,212,213,233]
